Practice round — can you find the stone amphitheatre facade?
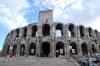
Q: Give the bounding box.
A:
[2,10,100,58]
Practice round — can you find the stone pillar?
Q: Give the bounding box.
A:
[51,41,55,58]
[16,43,20,56]
[74,26,78,38]
[77,26,80,38]
[66,40,70,58]
[64,43,67,58]
[77,40,83,57]
[36,37,41,57]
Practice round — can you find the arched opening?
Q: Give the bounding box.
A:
[99,45,100,50]
[6,45,10,55]
[56,42,65,57]
[42,24,50,36]
[88,27,92,37]
[23,27,27,38]
[79,25,85,37]
[29,43,36,56]
[70,42,77,54]
[31,25,37,37]
[95,30,98,37]
[16,28,19,37]
[41,42,50,57]
[91,44,96,53]
[56,23,63,37]
[20,44,25,56]
[81,43,88,55]
[69,24,75,37]
[12,44,17,56]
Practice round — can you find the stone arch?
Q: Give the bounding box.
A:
[88,27,92,37]
[56,41,65,57]
[56,23,63,37]
[95,30,98,37]
[29,43,36,56]
[6,45,10,54]
[70,42,77,54]
[81,43,88,55]
[91,44,97,53]
[99,45,100,50]
[79,25,85,37]
[23,27,27,38]
[12,44,17,56]
[16,28,19,37]
[20,44,25,56]
[42,24,50,36]
[68,24,75,37]
[31,25,37,37]
[40,42,50,57]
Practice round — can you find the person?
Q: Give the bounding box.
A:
[6,52,13,62]
[9,52,13,61]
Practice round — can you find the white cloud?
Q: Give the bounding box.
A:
[33,0,84,23]
[87,16,100,31]
[0,0,30,29]
[43,0,84,23]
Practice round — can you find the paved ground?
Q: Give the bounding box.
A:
[0,56,76,66]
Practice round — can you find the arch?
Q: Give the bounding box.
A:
[56,41,65,57]
[12,44,17,56]
[31,25,37,37]
[68,24,75,37]
[79,25,85,37]
[42,24,50,36]
[70,42,77,54]
[99,45,100,50]
[88,27,92,37]
[23,27,27,38]
[41,42,50,57]
[95,30,98,37]
[20,44,25,56]
[6,45,10,54]
[91,44,97,53]
[29,43,36,56]
[16,28,19,37]
[56,23,63,37]
[81,43,88,55]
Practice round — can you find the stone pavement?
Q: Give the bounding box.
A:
[0,56,77,66]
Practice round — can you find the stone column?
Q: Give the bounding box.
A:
[36,37,41,57]
[16,43,20,56]
[51,36,55,58]
[66,40,70,58]
[64,43,67,58]
[77,40,83,57]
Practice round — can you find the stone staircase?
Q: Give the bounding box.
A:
[0,56,77,66]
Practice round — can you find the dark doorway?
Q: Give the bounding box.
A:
[12,44,17,56]
[20,44,25,56]
[16,28,19,37]
[7,45,10,54]
[99,45,100,50]
[31,25,37,37]
[41,42,50,57]
[29,43,36,56]
[23,27,27,38]
[69,24,75,37]
[79,25,84,37]
[42,24,50,36]
[81,43,88,55]
[92,44,96,53]
[56,42,65,57]
[88,27,92,37]
[70,42,77,54]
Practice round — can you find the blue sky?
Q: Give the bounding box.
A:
[0,0,100,50]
